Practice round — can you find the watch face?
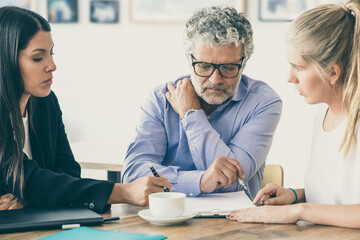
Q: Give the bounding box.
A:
[186,110,196,117]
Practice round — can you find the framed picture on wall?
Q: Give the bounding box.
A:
[90,0,120,23]
[259,0,346,22]
[0,0,33,10]
[47,0,78,23]
[129,0,247,23]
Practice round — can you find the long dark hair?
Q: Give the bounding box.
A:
[0,6,51,196]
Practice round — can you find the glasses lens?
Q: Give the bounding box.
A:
[219,64,240,78]
[194,62,214,77]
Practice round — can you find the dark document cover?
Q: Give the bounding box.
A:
[0,207,104,233]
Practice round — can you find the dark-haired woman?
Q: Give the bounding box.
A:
[0,6,172,213]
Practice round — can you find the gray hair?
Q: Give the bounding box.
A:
[183,6,254,60]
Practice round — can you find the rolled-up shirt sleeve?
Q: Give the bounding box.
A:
[182,96,282,198]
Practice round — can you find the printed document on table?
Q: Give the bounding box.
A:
[185,191,255,213]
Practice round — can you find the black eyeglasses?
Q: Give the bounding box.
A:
[191,54,245,78]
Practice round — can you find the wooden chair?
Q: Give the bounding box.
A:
[261,164,284,188]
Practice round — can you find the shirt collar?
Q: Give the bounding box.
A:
[229,74,249,102]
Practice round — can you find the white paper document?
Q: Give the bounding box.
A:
[185,191,254,217]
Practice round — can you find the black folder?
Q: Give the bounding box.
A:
[0,207,106,233]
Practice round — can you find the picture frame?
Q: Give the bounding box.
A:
[0,0,33,10]
[129,0,247,24]
[90,0,120,23]
[259,0,346,22]
[47,0,78,23]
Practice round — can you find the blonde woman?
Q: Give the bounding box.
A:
[228,0,360,228]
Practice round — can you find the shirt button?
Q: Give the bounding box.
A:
[207,116,211,120]
[83,203,89,207]
[189,193,194,197]
[89,203,94,209]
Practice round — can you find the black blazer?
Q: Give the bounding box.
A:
[2,92,114,213]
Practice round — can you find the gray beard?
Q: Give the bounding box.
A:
[195,81,239,105]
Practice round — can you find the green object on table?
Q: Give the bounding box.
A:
[38,226,167,240]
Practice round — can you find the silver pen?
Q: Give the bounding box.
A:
[238,178,248,190]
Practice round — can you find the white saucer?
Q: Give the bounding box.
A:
[138,209,197,225]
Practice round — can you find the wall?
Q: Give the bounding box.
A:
[34,0,316,188]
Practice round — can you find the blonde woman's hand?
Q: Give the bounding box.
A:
[0,193,27,210]
[228,204,303,224]
[253,183,296,206]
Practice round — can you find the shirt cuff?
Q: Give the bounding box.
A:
[87,180,115,214]
[181,109,214,142]
[173,170,204,197]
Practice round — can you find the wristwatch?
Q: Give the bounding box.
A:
[184,109,198,119]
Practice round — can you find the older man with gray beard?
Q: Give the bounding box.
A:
[122,6,282,200]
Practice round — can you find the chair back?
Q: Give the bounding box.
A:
[261,164,284,188]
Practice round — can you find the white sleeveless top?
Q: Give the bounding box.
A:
[304,106,360,204]
[22,111,32,160]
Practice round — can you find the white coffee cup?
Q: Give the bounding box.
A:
[149,192,186,218]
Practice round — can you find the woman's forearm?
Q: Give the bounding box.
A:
[299,203,360,228]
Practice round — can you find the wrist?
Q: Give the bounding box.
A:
[288,188,298,204]
[107,183,127,204]
[292,202,306,221]
[199,173,210,193]
[296,203,307,221]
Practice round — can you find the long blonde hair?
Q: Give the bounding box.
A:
[287,0,360,156]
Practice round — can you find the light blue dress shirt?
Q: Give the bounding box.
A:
[122,74,282,199]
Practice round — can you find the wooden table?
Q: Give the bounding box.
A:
[1,204,360,240]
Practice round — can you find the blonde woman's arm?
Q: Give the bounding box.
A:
[228,202,360,229]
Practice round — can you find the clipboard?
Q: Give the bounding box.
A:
[186,191,255,218]
[195,209,230,218]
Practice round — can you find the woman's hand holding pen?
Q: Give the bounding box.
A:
[252,183,296,206]
[107,176,173,206]
[227,183,305,224]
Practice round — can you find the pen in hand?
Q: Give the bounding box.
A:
[255,194,277,206]
[148,164,170,192]
[238,178,248,191]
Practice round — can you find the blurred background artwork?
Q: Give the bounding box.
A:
[0,0,32,9]
[130,0,246,23]
[90,0,119,23]
[48,0,78,23]
[259,0,346,21]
